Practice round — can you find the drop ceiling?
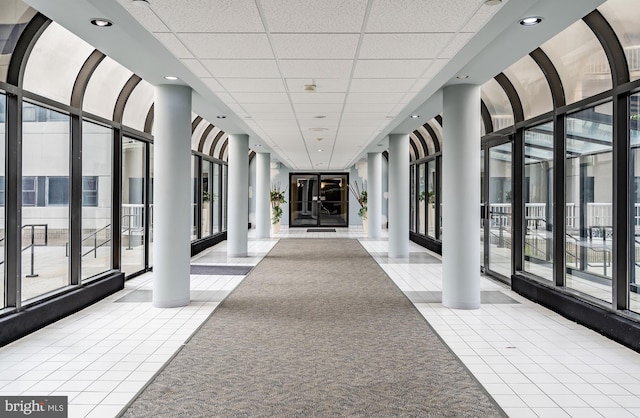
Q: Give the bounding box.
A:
[23,0,605,170]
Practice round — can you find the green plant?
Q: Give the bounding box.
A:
[270,183,287,224]
[349,181,368,220]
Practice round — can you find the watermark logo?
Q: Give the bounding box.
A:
[0,397,67,417]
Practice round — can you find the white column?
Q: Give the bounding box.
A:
[228,134,249,257]
[442,84,481,310]
[388,134,409,258]
[367,152,382,239]
[255,152,271,239]
[152,85,191,308]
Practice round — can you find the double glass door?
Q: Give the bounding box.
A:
[290,173,349,227]
[482,140,513,280]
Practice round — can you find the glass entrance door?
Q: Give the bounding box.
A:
[290,173,349,227]
[484,141,513,279]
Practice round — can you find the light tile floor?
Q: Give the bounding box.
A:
[0,227,639,418]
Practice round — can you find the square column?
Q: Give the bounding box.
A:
[153,85,192,308]
[442,84,481,310]
[228,134,249,257]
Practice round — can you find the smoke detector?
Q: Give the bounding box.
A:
[304,84,317,92]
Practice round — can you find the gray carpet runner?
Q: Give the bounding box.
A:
[123,239,504,417]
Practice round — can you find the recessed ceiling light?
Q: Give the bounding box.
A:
[410,114,420,119]
[216,115,226,119]
[132,0,150,6]
[316,137,323,142]
[456,75,469,79]
[90,18,113,27]
[484,0,502,5]
[304,84,317,92]
[520,16,543,26]
[254,144,262,147]
[309,127,328,132]
[164,75,178,81]
[313,115,326,119]
[317,149,323,152]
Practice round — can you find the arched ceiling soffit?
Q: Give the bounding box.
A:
[480,78,514,132]
[2,3,39,85]
[113,74,142,123]
[22,21,94,105]
[122,78,154,132]
[409,134,423,160]
[201,125,224,156]
[502,55,553,120]
[598,0,640,82]
[425,119,442,152]
[583,9,630,87]
[198,124,216,153]
[415,125,435,155]
[540,19,612,105]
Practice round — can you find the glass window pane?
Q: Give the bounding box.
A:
[418,164,425,235]
[212,163,220,233]
[122,80,154,132]
[0,93,5,308]
[630,93,640,313]
[502,55,553,119]
[598,0,640,82]
[122,137,146,276]
[565,103,613,303]
[541,21,612,105]
[201,160,212,238]
[222,164,228,231]
[22,22,94,104]
[481,78,514,130]
[149,143,154,267]
[524,122,554,280]
[83,57,133,120]
[410,164,416,232]
[427,160,436,238]
[22,102,70,302]
[0,2,36,83]
[82,121,112,281]
[191,155,198,240]
[488,142,512,278]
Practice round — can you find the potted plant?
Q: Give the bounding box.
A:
[349,181,368,233]
[270,183,287,234]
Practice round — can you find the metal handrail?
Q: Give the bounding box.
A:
[0,224,48,278]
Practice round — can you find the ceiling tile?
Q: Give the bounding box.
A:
[243,103,293,113]
[365,0,482,33]
[293,103,343,114]
[289,93,346,104]
[259,0,367,32]
[353,59,432,78]
[409,79,430,92]
[272,34,360,59]
[461,2,504,33]
[201,60,280,78]
[343,103,395,113]
[118,0,170,32]
[350,78,415,92]
[346,92,405,104]
[439,32,475,59]
[217,78,286,92]
[249,112,296,120]
[231,92,290,103]
[201,78,224,92]
[178,34,273,59]
[279,60,353,79]
[295,112,342,120]
[285,78,349,93]
[423,59,448,78]
[153,33,193,59]
[181,59,211,77]
[149,0,264,32]
[359,33,453,59]
[340,119,384,127]
[342,112,389,120]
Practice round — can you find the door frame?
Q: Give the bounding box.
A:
[482,135,514,283]
[288,172,350,228]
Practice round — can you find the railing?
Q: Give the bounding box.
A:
[122,204,145,250]
[0,224,48,277]
[66,224,111,257]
